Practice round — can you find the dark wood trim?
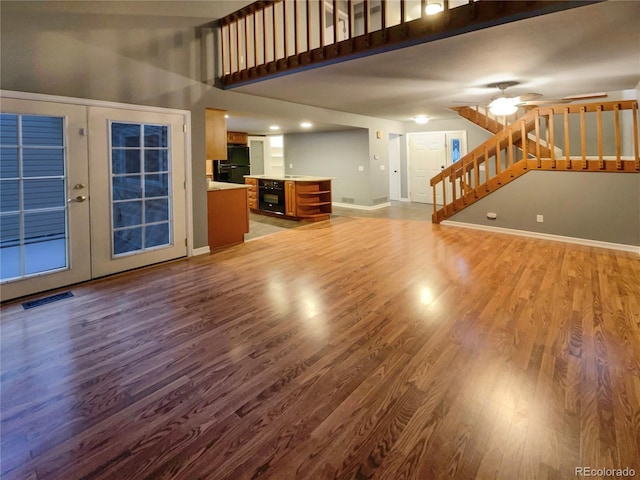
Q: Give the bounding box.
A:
[223,1,603,88]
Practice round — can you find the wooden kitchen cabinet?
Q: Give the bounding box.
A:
[227,131,248,145]
[205,108,227,160]
[285,180,296,216]
[207,184,250,249]
[245,177,258,210]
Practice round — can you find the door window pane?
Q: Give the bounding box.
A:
[23,179,65,209]
[112,149,141,174]
[144,150,168,173]
[112,123,140,147]
[0,113,68,281]
[113,175,142,200]
[0,114,18,144]
[1,148,19,178]
[114,227,142,255]
[23,148,65,177]
[0,180,19,212]
[144,125,168,147]
[110,122,172,256]
[22,115,64,146]
[113,201,142,228]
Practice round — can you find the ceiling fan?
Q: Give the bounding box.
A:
[460,81,607,115]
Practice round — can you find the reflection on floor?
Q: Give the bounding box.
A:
[245,201,432,241]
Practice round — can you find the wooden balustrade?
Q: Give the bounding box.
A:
[219,0,590,87]
[431,100,640,223]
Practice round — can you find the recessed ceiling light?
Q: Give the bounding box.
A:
[224,114,229,119]
[413,115,429,125]
[425,3,443,15]
[269,125,280,131]
[300,122,313,128]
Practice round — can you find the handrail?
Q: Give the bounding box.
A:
[218,0,597,87]
[431,100,640,223]
[219,0,471,77]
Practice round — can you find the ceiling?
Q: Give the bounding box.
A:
[227,0,639,131]
[14,1,637,135]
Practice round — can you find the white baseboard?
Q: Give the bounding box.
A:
[191,246,211,257]
[440,220,640,254]
[399,198,411,202]
[332,202,391,211]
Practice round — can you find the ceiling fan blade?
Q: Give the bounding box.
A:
[562,92,607,100]
[520,98,573,105]
[518,92,543,102]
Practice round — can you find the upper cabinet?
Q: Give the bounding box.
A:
[205,108,227,160]
[227,131,248,146]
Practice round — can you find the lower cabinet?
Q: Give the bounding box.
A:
[285,181,296,216]
[207,187,249,249]
[245,177,258,209]
[246,177,332,222]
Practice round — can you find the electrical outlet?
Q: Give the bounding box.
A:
[537,214,544,223]
[380,165,385,170]
[358,165,364,171]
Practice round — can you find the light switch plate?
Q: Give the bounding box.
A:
[358,166,364,171]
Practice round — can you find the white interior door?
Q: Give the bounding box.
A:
[88,107,187,278]
[388,134,401,201]
[249,138,265,175]
[1,98,91,301]
[409,132,446,204]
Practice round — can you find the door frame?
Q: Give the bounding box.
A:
[406,130,467,205]
[388,133,401,201]
[1,90,195,257]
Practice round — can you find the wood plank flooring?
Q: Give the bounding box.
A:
[1,214,639,480]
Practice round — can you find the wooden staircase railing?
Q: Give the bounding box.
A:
[431,100,640,223]
[218,1,601,88]
[454,105,553,158]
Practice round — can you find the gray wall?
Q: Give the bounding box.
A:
[284,129,372,205]
[449,171,640,246]
[0,2,403,248]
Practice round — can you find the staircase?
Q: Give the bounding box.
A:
[431,100,640,223]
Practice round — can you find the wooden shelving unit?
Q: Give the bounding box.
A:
[294,180,332,221]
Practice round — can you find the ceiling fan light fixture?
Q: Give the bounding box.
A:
[413,115,429,125]
[489,97,518,116]
[425,3,443,15]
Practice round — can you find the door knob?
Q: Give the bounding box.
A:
[68,195,87,203]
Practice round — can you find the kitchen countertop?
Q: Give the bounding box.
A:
[208,181,252,191]
[244,175,333,181]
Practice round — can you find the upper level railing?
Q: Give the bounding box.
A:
[218,0,597,87]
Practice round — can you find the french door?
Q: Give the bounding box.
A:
[0,98,187,301]
[1,99,91,301]
[88,107,186,278]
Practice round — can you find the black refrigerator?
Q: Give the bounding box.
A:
[224,145,251,184]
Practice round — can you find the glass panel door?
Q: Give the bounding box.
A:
[0,98,91,302]
[88,107,186,279]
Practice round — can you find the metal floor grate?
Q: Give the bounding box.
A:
[22,291,74,310]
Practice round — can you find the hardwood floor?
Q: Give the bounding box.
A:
[1,213,639,480]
